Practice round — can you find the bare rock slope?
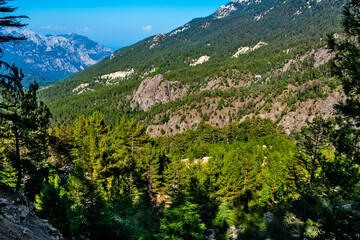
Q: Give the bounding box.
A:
[0,183,64,240]
[130,74,189,111]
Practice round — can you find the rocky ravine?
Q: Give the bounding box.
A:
[0,183,63,240]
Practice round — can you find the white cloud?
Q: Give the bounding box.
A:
[76,27,90,31]
[41,26,69,30]
[142,25,152,32]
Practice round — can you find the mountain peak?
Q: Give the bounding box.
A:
[1,29,112,86]
[213,0,261,19]
[231,0,253,3]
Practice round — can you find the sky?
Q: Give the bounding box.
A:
[14,0,230,50]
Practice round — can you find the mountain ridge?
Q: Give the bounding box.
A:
[0,29,112,87]
[58,0,340,84]
[39,0,345,134]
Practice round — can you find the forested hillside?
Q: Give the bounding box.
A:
[38,0,345,134]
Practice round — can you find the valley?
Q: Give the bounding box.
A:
[1,0,360,239]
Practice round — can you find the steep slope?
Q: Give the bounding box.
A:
[1,29,112,87]
[0,183,64,239]
[39,0,345,133]
[58,0,340,84]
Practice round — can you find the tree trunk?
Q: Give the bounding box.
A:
[299,153,317,240]
[299,195,308,240]
[131,133,135,160]
[14,125,22,191]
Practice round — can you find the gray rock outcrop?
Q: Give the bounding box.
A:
[0,183,64,240]
[130,74,189,111]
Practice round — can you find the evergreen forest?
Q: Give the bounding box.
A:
[1,0,360,239]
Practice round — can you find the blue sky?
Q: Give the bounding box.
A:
[15,0,229,50]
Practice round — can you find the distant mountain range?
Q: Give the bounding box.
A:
[0,29,112,86]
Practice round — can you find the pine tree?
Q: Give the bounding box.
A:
[325,1,360,238]
[0,63,51,191]
[156,202,205,240]
[0,0,28,49]
[35,175,70,237]
[294,118,332,240]
[0,0,49,192]
[328,0,360,161]
[0,128,16,186]
[71,112,111,182]
[139,143,162,205]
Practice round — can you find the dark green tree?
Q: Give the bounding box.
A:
[328,0,360,161]
[325,1,360,238]
[0,0,28,48]
[35,175,70,238]
[0,125,16,186]
[0,0,49,193]
[327,0,360,191]
[0,63,51,191]
[156,202,205,240]
[294,118,332,240]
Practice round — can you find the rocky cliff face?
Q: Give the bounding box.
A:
[0,183,64,240]
[130,74,189,111]
[147,86,343,137]
[0,28,112,86]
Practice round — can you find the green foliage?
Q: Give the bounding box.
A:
[35,175,70,237]
[1,110,357,239]
[67,177,116,240]
[157,202,205,240]
[293,117,333,239]
[0,63,51,191]
[0,140,16,187]
[212,202,236,233]
[161,115,170,124]
[328,0,360,166]
[42,112,159,239]
[0,125,16,186]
